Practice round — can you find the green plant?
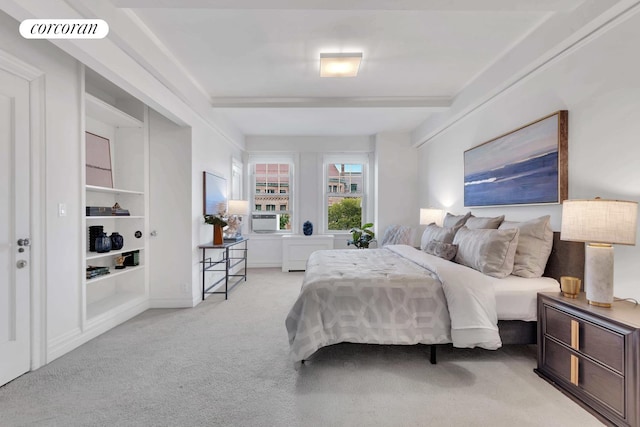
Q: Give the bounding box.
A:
[328,197,362,230]
[347,222,375,249]
[204,214,227,227]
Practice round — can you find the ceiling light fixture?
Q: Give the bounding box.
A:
[320,52,362,78]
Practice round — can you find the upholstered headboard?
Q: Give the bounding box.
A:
[543,232,585,283]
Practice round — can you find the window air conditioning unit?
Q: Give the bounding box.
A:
[252,214,279,232]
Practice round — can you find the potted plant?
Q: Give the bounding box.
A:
[204,214,228,245]
[347,223,375,249]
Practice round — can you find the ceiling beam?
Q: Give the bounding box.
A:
[210,96,452,109]
[112,0,581,12]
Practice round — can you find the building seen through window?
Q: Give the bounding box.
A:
[253,163,292,230]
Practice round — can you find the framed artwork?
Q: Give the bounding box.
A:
[85,132,113,188]
[464,110,568,207]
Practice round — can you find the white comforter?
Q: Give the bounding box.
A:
[286,245,502,362]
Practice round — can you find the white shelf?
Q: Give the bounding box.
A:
[86,291,146,321]
[86,265,144,285]
[86,246,144,260]
[86,185,144,195]
[85,93,142,128]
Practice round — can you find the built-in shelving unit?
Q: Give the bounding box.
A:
[81,78,149,331]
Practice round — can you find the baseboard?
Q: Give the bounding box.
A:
[247,261,281,268]
[149,297,196,308]
[46,299,149,363]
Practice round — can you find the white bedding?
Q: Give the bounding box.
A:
[494,275,559,321]
[286,245,510,362]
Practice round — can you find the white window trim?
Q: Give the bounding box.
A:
[248,153,298,234]
[322,153,374,234]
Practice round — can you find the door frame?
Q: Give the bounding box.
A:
[0,49,46,371]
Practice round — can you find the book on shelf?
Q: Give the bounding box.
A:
[86,206,130,216]
[86,265,110,279]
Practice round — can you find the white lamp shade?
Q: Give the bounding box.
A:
[561,199,638,245]
[227,200,249,216]
[420,208,444,226]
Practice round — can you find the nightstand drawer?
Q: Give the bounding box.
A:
[543,338,625,416]
[544,305,624,372]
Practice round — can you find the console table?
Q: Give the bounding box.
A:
[198,238,248,300]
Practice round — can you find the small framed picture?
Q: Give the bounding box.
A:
[85,131,113,188]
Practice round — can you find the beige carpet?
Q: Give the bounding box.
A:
[0,268,602,426]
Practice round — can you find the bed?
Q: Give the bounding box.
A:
[285,229,583,364]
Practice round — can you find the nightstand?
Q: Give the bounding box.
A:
[535,292,640,427]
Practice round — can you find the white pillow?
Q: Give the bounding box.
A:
[465,215,505,230]
[420,224,458,250]
[498,215,553,278]
[442,212,472,229]
[453,226,520,278]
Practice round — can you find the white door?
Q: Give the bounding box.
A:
[0,68,31,386]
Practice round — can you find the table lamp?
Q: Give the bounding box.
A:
[560,198,638,307]
[420,208,444,227]
[226,199,249,239]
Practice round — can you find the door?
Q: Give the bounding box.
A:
[0,68,31,386]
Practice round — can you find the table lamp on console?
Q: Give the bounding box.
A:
[560,197,638,307]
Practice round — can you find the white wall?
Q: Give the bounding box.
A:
[375,133,420,246]
[418,9,640,300]
[148,109,193,307]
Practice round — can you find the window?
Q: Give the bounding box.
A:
[325,159,367,231]
[251,160,294,231]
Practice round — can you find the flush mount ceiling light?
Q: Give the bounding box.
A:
[320,52,363,77]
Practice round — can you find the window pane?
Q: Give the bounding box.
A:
[253,162,293,232]
[327,163,363,230]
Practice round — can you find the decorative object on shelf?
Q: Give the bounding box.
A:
[114,254,131,270]
[110,232,124,250]
[85,131,113,188]
[204,214,227,245]
[134,230,142,238]
[95,232,112,253]
[560,276,581,299]
[112,202,130,216]
[122,250,140,266]
[303,221,313,236]
[225,199,249,241]
[88,225,104,252]
[419,208,444,227]
[464,110,568,207]
[347,223,375,249]
[561,197,638,307]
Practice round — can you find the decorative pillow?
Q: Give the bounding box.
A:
[453,226,520,279]
[381,225,415,246]
[420,224,458,250]
[424,240,458,261]
[442,212,472,229]
[465,215,505,230]
[498,215,553,278]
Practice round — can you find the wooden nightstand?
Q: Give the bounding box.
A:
[535,292,640,427]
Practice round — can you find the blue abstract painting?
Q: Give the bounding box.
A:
[464,112,567,207]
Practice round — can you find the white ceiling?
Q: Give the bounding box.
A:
[103,0,618,137]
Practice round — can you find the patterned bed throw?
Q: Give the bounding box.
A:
[285,246,502,362]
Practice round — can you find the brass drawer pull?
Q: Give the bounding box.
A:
[571,319,579,350]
